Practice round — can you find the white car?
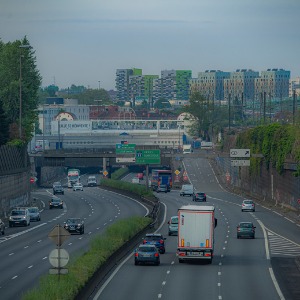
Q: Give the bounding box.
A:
[241,199,255,212]
[73,183,83,191]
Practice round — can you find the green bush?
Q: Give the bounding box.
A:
[22,216,151,300]
[100,178,153,197]
[111,167,129,180]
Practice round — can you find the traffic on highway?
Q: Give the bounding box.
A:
[0,158,299,300]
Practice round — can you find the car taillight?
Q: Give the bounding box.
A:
[143,240,146,244]
[159,239,164,244]
[154,253,159,257]
[237,228,241,232]
[177,252,186,257]
[204,253,211,257]
[135,253,138,257]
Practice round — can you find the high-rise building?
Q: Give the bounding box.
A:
[152,70,192,103]
[289,77,300,97]
[224,69,259,107]
[255,69,290,100]
[115,68,142,101]
[190,70,230,102]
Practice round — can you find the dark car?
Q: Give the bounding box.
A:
[237,222,256,239]
[0,218,5,235]
[64,218,84,234]
[142,233,166,254]
[156,184,168,193]
[49,197,64,209]
[27,207,41,221]
[193,192,206,202]
[134,244,160,266]
[53,182,64,195]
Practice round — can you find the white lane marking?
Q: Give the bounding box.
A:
[92,202,167,300]
[162,281,166,286]
[42,257,47,260]
[9,253,14,256]
[284,217,294,223]
[24,246,29,249]
[269,268,285,300]
[12,276,18,280]
[273,211,283,217]
[257,220,270,260]
[28,265,33,269]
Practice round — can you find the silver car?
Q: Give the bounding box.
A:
[241,199,255,212]
[168,216,178,236]
[27,207,41,221]
[73,183,83,191]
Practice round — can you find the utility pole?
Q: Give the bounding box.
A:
[263,92,266,124]
[228,93,231,131]
[293,90,296,125]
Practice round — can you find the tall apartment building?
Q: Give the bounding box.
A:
[224,69,259,107]
[254,69,290,101]
[115,68,142,101]
[190,70,230,102]
[152,70,192,103]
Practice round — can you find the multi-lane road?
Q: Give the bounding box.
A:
[0,179,148,300]
[1,157,300,300]
[94,157,300,300]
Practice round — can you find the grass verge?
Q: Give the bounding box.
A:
[22,216,152,300]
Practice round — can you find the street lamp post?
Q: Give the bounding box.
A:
[98,81,101,90]
[19,44,31,139]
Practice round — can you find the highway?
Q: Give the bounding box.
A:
[0,179,148,300]
[93,157,300,300]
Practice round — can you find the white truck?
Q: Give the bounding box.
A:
[87,176,97,187]
[177,205,216,263]
[183,144,192,154]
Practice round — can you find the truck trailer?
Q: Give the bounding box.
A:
[177,205,216,263]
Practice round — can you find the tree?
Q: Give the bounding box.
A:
[0,37,42,143]
[0,98,9,145]
[182,92,228,141]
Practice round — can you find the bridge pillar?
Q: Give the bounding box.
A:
[103,157,106,171]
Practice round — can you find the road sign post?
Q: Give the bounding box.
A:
[230,149,251,158]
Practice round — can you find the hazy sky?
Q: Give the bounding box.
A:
[1,0,299,90]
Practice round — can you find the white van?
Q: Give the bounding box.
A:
[87,176,97,187]
[180,184,194,196]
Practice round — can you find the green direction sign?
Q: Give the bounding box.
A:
[116,144,136,154]
[135,149,161,164]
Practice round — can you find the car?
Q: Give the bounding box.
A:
[151,183,158,191]
[134,244,160,266]
[180,184,194,196]
[53,182,64,195]
[168,216,178,236]
[27,207,41,221]
[156,184,168,193]
[0,218,5,235]
[142,233,166,254]
[49,197,64,209]
[73,182,83,191]
[241,199,255,212]
[9,207,30,227]
[193,192,207,202]
[63,218,84,234]
[237,222,256,239]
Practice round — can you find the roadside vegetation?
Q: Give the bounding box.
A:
[22,216,151,300]
[235,123,300,176]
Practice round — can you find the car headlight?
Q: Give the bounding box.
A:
[9,216,13,221]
